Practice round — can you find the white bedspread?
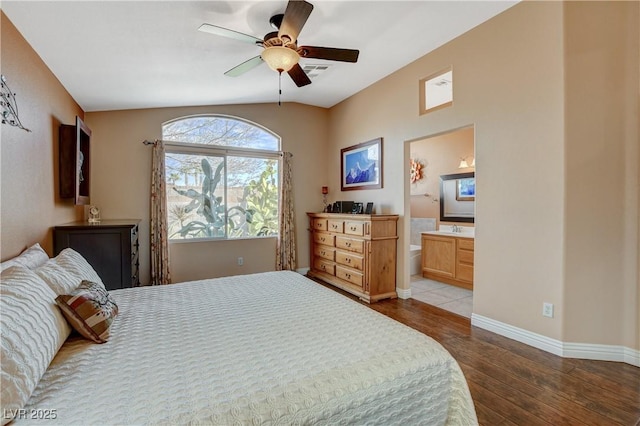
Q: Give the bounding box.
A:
[22,271,477,425]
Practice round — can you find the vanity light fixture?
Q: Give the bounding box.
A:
[458,157,475,169]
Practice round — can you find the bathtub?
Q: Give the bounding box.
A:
[410,244,422,276]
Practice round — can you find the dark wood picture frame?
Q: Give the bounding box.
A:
[340,137,383,191]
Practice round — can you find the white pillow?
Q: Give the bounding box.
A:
[0,266,71,425]
[0,243,49,272]
[35,248,105,295]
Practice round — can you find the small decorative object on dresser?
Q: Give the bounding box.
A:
[53,220,140,290]
[364,202,374,214]
[87,205,101,223]
[321,186,329,211]
[307,212,398,302]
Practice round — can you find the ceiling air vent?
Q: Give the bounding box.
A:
[302,64,331,80]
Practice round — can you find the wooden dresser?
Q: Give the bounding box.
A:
[53,220,140,291]
[307,213,398,303]
[421,233,474,290]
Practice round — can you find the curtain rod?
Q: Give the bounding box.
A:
[141,139,290,157]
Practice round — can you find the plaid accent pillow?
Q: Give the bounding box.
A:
[56,280,118,343]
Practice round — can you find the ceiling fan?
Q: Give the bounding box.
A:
[198,0,360,88]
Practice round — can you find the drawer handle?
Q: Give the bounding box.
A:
[350,226,356,231]
[346,258,351,263]
[346,242,351,247]
[320,237,325,242]
[321,265,327,271]
[346,273,351,279]
[321,251,326,256]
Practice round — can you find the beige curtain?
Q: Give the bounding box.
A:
[276,152,296,271]
[150,140,171,285]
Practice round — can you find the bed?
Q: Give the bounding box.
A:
[1,246,477,425]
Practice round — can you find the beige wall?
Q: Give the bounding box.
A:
[409,126,474,224]
[85,103,328,284]
[562,1,639,348]
[329,1,566,339]
[0,12,84,260]
[328,0,639,352]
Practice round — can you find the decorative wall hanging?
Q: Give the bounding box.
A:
[1,75,31,132]
[341,137,383,191]
[410,158,424,183]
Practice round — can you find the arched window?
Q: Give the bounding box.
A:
[162,115,280,240]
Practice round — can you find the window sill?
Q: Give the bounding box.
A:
[169,235,278,245]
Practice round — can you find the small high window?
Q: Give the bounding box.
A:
[419,67,453,115]
[162,115,280,241]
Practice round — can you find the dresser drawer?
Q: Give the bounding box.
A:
[314,258,335,276]
[314,245,335,261]
[336,251,364,271]
[335,236,364,253]
[327,220,344,233]
[312,218,328,231]
[336,266,363,287]
[313,232,335,247]
[344,221,365,236]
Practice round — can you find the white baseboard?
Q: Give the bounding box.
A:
[471,314,640,367]
[396,287,411,299]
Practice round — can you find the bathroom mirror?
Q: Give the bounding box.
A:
[440,172,475,223]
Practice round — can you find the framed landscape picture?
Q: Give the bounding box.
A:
[341,138,383,191]
[456,177,475,201]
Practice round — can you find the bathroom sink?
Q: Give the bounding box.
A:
[423,229,475,238]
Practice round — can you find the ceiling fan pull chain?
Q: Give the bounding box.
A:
[278,71,282,106]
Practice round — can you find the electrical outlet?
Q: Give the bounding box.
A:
[237,257,244,266]
[542,302,554,318]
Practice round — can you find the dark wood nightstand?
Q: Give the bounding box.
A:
[53,220,140,290]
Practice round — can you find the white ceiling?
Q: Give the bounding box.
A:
[2,1,517,112]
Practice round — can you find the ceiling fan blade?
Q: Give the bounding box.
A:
[287,63,312,87]
[298,46,359,62]
[198,23,262,45]
[224,56,264,77]
[278,0,314,43]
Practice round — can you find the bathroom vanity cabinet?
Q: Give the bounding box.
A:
[421,233,474,290]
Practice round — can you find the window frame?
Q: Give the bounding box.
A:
[163,115,281,243]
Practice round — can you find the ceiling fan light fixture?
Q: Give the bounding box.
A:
[262,46,299,73]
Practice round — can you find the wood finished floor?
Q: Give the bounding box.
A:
[315,281,640,425]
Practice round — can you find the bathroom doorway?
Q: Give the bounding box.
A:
[407,126,475,317]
